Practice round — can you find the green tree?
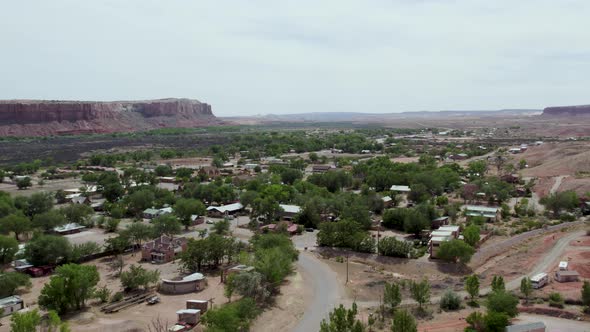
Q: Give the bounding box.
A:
[60,204,93,225]
[38,264,100,315]
[10,309,41,332]
[104,235,131,256]
[24,234,72,266]
[201,297,259,332]
[520,277,533,303]
[174,198,206,230]
[127,189,155,216]
[491,276,505,293]
[120,264,160,291]
[24,192,54,216]
[224,273,236,303]
[0,234,18,265]
[486,291,519,318]
[410,278,431,311]
[0,213,32,241]
[280,168,303,185]
[122,222,153,247]
[151,214,182,238]
[255,247,294,286]
[0,272,32,298]
[231,271,271,304]
[465,274,480,305]
[383,282,402,312]
[582,281,590,313]
[32,210,66,232]
[391,309,417,332]
[16,177,32,190]
[463,224,480,247]
[483,311,510,332]
[437,239,475,264]
[540,191,579,216]
[319,303,365,332]
[213,218,231,235]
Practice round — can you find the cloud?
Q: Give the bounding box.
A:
[0,0,589,115]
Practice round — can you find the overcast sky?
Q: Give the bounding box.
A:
[1,1,589,116]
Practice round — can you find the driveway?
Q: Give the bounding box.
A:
[293,251,346,332]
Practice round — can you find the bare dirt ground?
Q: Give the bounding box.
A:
[250,264,311,332]
[517,141,590,196]
[0,177,84,197]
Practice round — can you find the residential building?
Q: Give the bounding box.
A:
[312,165,333,173]
[465,205,501,222]
[221,264,255,283]
[390,185,411,193]
[555,270,580,283]
[279,204,301,220]
[141,235,188,264]
[160,272,207,294]
[0,296,24,317]
[431,216,449,229]
[53,223,85,235]
[206,202,244,217]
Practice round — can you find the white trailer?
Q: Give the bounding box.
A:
[530,273,548,289]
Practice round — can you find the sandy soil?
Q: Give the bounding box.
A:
[0,177,84,197]
[250,265,311,332]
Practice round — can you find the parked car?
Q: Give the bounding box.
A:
[305,227,314,232]
[206,219,214,224]
[147,296,160,305]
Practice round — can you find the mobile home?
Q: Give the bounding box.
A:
[530,273,548,289]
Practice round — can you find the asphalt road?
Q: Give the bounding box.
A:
[293,252,345,332]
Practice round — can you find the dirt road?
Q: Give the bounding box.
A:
[550,175,568,194]
[516,313,590,331]
[293,252,345,332]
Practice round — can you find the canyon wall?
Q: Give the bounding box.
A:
[0,98,219,136]
[542,105,590,117]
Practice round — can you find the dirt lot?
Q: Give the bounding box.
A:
[516,141,590,196]
[0,177,84,197]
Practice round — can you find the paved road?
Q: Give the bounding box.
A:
[293,252,345,332]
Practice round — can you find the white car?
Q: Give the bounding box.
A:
[206,219,214,224]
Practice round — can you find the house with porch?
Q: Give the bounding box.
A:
[141,235,188,264]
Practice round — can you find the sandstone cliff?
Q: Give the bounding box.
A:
[542,105,590,117]
[0,98,220,136]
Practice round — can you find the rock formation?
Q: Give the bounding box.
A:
[0,98,220,136]
[541,105,590,117]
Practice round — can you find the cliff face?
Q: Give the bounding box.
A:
[0,98,219,136]
[542,105,590,117]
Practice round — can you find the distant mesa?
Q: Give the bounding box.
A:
[541,104,590,117]
[0,98,220,136]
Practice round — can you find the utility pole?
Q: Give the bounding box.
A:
[346,252,349,284]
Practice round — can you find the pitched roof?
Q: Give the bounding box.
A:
[207,202,244,213]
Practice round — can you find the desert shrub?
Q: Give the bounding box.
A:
[111,292,124,302]
[548,292,564,308]
[440,289,461,311]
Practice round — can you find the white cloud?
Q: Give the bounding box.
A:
[0,0,589,115]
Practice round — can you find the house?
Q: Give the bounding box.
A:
[156,182,180,192]
[53,223,86,235]
[190,215,204,226]
[465,205,501,222]
[505,322,546,332]
[244,163,259,170]
[160,272,207,294]
[142,207,173,219]
[509,148,523,154]
[176,309,201,326]
[260,222,299,236]
[206,202,244,217]
[143,208,160,219]
[0,296,24,317]
[312,165,333,173]
[555,270,580,283]
[431,216,450,229]
[198,166,220,179]
[158,176,177,183]
[71,196,91,205]
[501,174,520,184]
[429,225,461,258]
[279,204,301,220]
[90,198,106,211]
[186,300,208,314]
[221,264,255,283]
[390,185,411,193]
[382,196,394,208]
[141,235,188,264]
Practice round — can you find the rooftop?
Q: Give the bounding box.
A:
[279,204,301,214]
[0,295,22,306]
[465,205,499,213]
[207,202,244,213]
[505,322,546,332]
[390,185,411,192]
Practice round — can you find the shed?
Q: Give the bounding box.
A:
[176,309,201,325]
[186,300,208,314]
[558,261,568,271]
[555,270,580,283]
[505,321,546,332]
[0,296,24,317]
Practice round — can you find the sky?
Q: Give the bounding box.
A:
[1,0,589,116]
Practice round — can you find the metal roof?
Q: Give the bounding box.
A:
[279,204,301,214]
[390,185,411,192]
[505,322,546,332]
[207,202,244,213]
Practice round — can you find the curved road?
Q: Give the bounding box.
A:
[293,252,345,332]
[293,228,586,329]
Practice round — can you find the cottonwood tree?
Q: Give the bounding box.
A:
[520,277,533,304]
[0,213,32,241]
[410,278,431,312]
[38,264,100,315]
[10,309,41,332]
[24,234,71,266]
[319,303,365,332]
[0,272,32,297]
[465,274,480,306]
[152,214,182,238]
[383,282,402,313]
[120,265,160,291]
[463,224,480,247]
[0,235,18,265]
[391,309,417,332]
[437,239,475,264]
[174,198,206,230]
